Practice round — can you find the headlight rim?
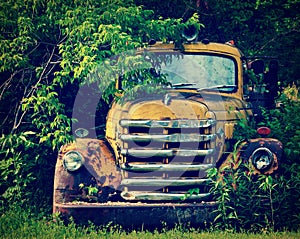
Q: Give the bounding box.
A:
[62,150,84,172]
[251,147,274,171]
[74,128,89,138]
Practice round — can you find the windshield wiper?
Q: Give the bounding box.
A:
[197,85,237,92]
[172,83,197,88]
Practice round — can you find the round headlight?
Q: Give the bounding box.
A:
[63,151,83,171]
[251,147,273,171]
[75,128,89,138]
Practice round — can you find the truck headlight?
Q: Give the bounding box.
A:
[63,151,84,171]
[251,147,273,171]
[74,128,89,138]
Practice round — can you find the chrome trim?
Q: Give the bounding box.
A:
[120,148,214,157]
[120,119,216,128]
[120,163,214,172]
[251,147,274,170]
[120,133,216,142]
[121,178,211,187]
[62,151,84,172]
[120,191,211,201]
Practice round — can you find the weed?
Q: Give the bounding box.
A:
[0,207,300,239]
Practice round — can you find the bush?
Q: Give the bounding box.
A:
[209,90,300,232]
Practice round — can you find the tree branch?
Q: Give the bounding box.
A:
[12,45,57,131]
[255,28,300,53]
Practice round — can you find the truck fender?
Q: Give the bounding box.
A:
[54,138,122,204]
[220,138,283,175]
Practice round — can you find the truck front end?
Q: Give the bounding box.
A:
[53,41,282,227]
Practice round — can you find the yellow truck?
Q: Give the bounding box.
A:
[53,39,282,227]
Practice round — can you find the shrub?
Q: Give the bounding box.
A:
[209,89,300,232]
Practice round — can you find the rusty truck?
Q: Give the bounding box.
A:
[53,37,283,228]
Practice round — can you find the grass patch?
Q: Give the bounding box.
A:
[0,208,299,239]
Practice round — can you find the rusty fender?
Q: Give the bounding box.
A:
[224,138,283,175]
[53,138,121,207]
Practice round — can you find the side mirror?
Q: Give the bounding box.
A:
[264,60,279,103]
[266,60,279,80]
[249,59,265,75]
[246,59,280,112]
[116,76,123,90]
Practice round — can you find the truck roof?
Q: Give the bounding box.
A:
[145,41,243,58]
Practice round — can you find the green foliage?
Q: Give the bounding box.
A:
[0,0,201,211]
[181,188,201,201]
[261,98,300,163]
[209,159,300,232]
[0,206,299,238]
[210,91,300,232]
[79,183,98,197]
[234,85,300,154]
[232,113,257,141]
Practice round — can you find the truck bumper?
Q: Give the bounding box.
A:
[53,201,217,229]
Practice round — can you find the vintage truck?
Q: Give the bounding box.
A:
[53,38,283,227]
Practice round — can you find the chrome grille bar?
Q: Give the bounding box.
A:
[120,163,214,172]
[120,133,216,142]
[120,191,211,201]
[120,148,214,157]
[120,119,216,128]
[121,178,211,187]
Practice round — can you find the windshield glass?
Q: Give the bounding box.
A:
[159,54,237,91]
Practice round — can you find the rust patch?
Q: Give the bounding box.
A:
[54,139,122,206]
[245,138,282,175]
[82,139,122,189]
[60,138,122,189]
[220,138,283,175]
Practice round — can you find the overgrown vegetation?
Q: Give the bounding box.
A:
[0,0,192,212]
[208,89,300,232]
[0,207,299,239]
[209,159,300,232]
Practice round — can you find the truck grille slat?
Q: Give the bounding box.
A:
[121,178,211,187]
[120,133,216,142]
[120,119,216,128]
[120,163,214,172]
[120,191,211,201]
[121,149,214,157]
[119,118,215,201]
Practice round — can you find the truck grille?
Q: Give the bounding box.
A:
[119,119,216,201]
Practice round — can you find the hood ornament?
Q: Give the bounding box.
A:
[163,93,172,105]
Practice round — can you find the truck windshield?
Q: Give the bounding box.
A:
[159,54,237,91]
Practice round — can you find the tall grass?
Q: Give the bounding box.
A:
[0,207,299,239]
[208,93,300,232]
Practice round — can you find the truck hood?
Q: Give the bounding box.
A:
[106,91,251,141]
[108,92,250,122]
[124,96,208,121]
